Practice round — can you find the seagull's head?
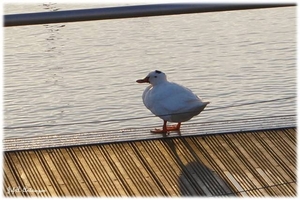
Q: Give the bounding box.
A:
[136,70,167,86]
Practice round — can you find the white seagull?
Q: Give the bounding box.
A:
[136,70,209,134]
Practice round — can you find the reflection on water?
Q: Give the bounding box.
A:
[4,4,296,138]
[42,3,67,126]
[42,2,60,12]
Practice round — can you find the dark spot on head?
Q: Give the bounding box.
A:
[155,70,162,74]
[154,76,157,78]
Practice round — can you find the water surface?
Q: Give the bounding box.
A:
[4,4,296,138]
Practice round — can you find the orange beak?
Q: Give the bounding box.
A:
[136,76,150,83]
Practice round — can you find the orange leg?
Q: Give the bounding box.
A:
[151,121,181,134]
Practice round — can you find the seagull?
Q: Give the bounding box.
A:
[136,70,209,134]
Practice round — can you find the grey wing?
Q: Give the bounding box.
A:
[155,83,201,114]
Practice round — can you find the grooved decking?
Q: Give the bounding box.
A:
[3,128,296,197]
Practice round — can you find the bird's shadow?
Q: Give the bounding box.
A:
[163,138,236,196]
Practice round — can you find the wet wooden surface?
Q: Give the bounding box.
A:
[3,128,296,197]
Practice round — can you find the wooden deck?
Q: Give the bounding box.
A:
[3,127,296,197]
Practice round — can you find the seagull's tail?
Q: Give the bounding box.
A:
[204,101,210,105]
[202,102,210,110]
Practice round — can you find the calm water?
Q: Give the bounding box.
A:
[4,4,296,138]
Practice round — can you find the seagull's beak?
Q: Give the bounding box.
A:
[136,76,150,83]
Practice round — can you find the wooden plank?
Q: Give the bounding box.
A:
[138,140,180,196]
[3,154,22,197]
[39,149,72,196]
[94,145,130,196]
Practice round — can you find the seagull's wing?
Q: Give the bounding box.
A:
[147,82,202,119]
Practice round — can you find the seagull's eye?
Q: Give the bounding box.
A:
[154,76,157,78]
